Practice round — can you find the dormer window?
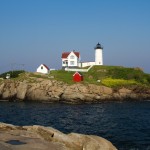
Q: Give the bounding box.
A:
[70,55,74,59]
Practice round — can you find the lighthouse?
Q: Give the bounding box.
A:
[95,42,103,65]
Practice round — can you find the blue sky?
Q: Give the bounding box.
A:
[0,0,150,73]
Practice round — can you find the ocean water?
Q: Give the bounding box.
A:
[0,100,150,150]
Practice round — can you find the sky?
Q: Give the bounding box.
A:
[0,0,150,73]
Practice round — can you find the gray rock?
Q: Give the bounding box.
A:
[16,82,28,100]
[26,88,50,101]
[61,92,85,103]
[2,82,16,99]
[0,78,150,103]
[0,83,5,96]
[0,123,117,150]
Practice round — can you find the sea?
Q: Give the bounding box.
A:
[0,100,150,150]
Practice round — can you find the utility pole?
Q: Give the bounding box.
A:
[11,63,16,76]
[11,63,14,75]
[20,64,25,71]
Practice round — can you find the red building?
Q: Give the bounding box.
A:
[73,72,83,82]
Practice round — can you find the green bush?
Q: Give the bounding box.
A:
[89,65,150,85]
[101,78,138,87]
[0,70,25,79]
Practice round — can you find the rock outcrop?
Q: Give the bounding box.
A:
[0,78,150,103]
[0,122,117,150]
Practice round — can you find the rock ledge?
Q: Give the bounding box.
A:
[0,122,117,150]
[0,79,150,103]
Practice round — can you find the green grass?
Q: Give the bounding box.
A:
[1,66,150,88]
[88,65,150,84]
[0,78,3,84]
[49,66,150,87]
[49,70,74,84]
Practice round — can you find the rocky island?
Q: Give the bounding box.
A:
[0,65,150,103]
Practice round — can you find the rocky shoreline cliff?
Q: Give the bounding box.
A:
[0,78,150,103]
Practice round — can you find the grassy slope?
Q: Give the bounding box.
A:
[87,66,150,87]
[49,66,150,87]
[1,66,150,88]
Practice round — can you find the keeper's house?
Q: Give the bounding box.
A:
[61,51,80,69]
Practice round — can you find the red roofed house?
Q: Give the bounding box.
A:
[36,64,49,74]
[73,72,83,82]
[61,51,80,68]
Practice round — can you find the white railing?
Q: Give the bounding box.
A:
[87,65,94,71]
[65,65,94,72]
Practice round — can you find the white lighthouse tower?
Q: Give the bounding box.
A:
[95,42,103,65]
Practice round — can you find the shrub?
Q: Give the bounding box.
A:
[101,78,138,87]
[0,70,25,79]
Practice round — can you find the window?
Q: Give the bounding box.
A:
[63,61,68,64]
[41,66,43,69]
[70,55,74,59]
[70,61,74,65]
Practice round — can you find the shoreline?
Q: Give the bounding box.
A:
[0,79,150,104]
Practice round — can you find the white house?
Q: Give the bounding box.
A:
[61,51,80,68]
[36,64,49,74]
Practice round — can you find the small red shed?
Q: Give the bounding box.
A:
[73,72,83,82]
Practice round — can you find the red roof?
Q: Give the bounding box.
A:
[61,52,70,58]
[61,51,80,58]
[73,72,83,82]
[73,72,83,76]
[42,64,49,70]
